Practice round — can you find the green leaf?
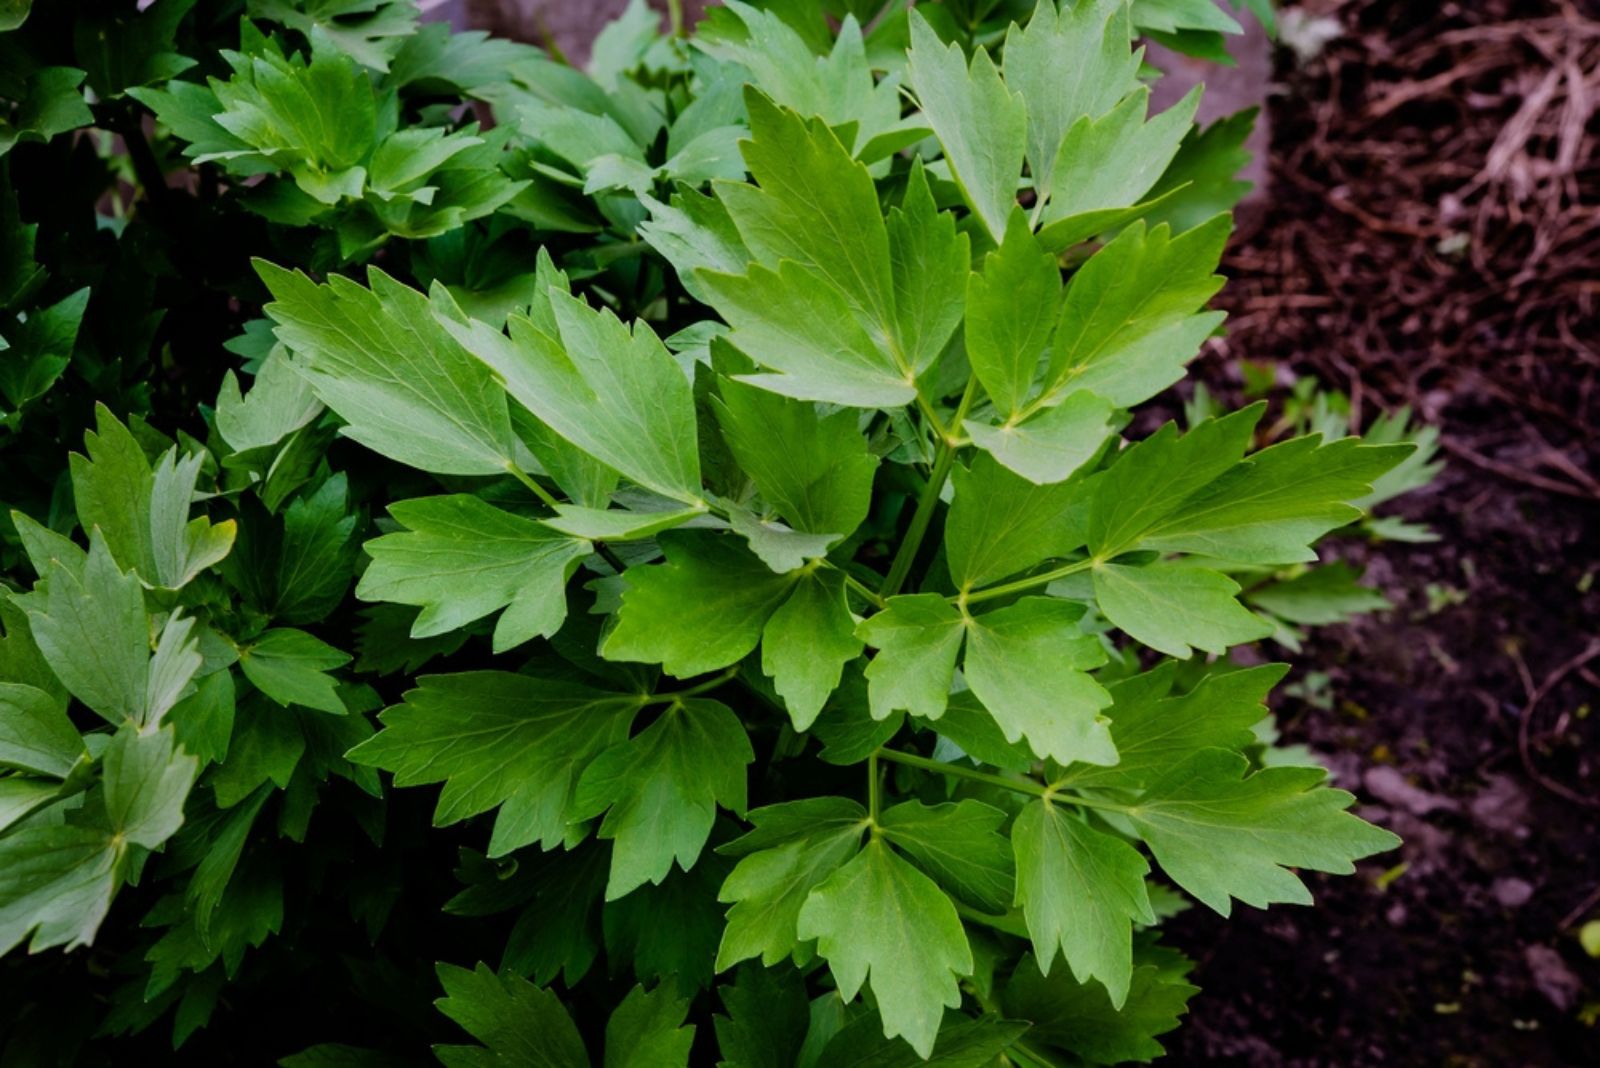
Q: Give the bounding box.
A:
[1247,564,1391,626]
[715,797,867,970]
[1092,561,1271,659]
[760,570,863,731]
[238,628,350,714]
[437,285,703,503]
[886,161,969,381]
[1087,407,1261,558]
[905,11,1023,242]
[816,1011,1031,1067]
[713,378,878,541]
[603,532,795,678]
[964,212,1060,420]
[0,824,118,956]
[700,261,913,409]
[1041,87,1200,232]
[346,672,640,856]
[944,455,1089,591]
[214,350,324,455]
[1012,800,1153,1007]
[572,698,754,899]
[1003,952,1197,1065]
[1125,749,1401,915]
[722,92,896,364]
[604,983,696,1068]
[22,532,201,728]
[433,961,589,1068]
[965,389,1116,486]
[879,800,1014,914]
[1003,0,1142,194]
[0,682,83,778]
[1137,436,1416,565]
[1144,109,1258,233]
[856,594,964,721]
[713,963,810,1068]
[1064,663,1286,790]
[796,838,973,1059]
[962,598,1114,765]
[257,262,518,476]
[250,0,419,72]
[102,723,197,850]
[1040,218,1230,413]
[356,495,589,652]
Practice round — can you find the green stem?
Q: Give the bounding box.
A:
[649,665,739,704]
[867,752,882,827]
[666,0,686,36]
[836,568,888,610]
[881,378,980,598]
[875,748,1048,798]
[960,557,1097,606]
[505,461,628,572]
[504,462,561,509]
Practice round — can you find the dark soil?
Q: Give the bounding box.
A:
[1167,2,1600,1064]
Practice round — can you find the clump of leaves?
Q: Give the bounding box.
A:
[1,1,1416,1064]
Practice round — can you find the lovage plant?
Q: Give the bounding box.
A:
[1,0,1419,1063]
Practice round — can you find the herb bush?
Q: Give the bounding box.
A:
[0,1,1438,1063]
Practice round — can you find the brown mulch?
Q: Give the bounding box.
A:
[1169,1,1600,1065]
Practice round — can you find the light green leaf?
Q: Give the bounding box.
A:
[433,960,589,1068]
[238,628,351,714]
[572,698,754,899]
[963,598,1114,765]
[1126,749,1401,915]
[1012,801,1153,1007]
[22,532,153,727]
[1042,87,1200,229]
[721,91,895,353]
[603,532,795,678]
[886,160,969,379]
[102,723,197,850]
[437,285,704,503]
[0,824,118,956]
[965,390,1116,486]
[856,594,964,721]
[356,495,590,652]
[715,797,867,970]
[0,682,84,778]
[701,261,914,409]
[1093,561,1272,659]
[879,799,1014,915]
[760,570,862,730]
[346,672,640,856]
[713,378,878,541]
[68,404,156,579]
[796,838,973,1059]
[257,262,518,476]
[905,11,1024,242]
[1003,0,1142,193]
[543,504,706,541]
[964,212,1060,420]
[727,509,838,574]
[1041,218,1230,413]
[214,349,323,454]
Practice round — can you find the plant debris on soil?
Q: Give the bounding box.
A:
[1169,1,1600,1064]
